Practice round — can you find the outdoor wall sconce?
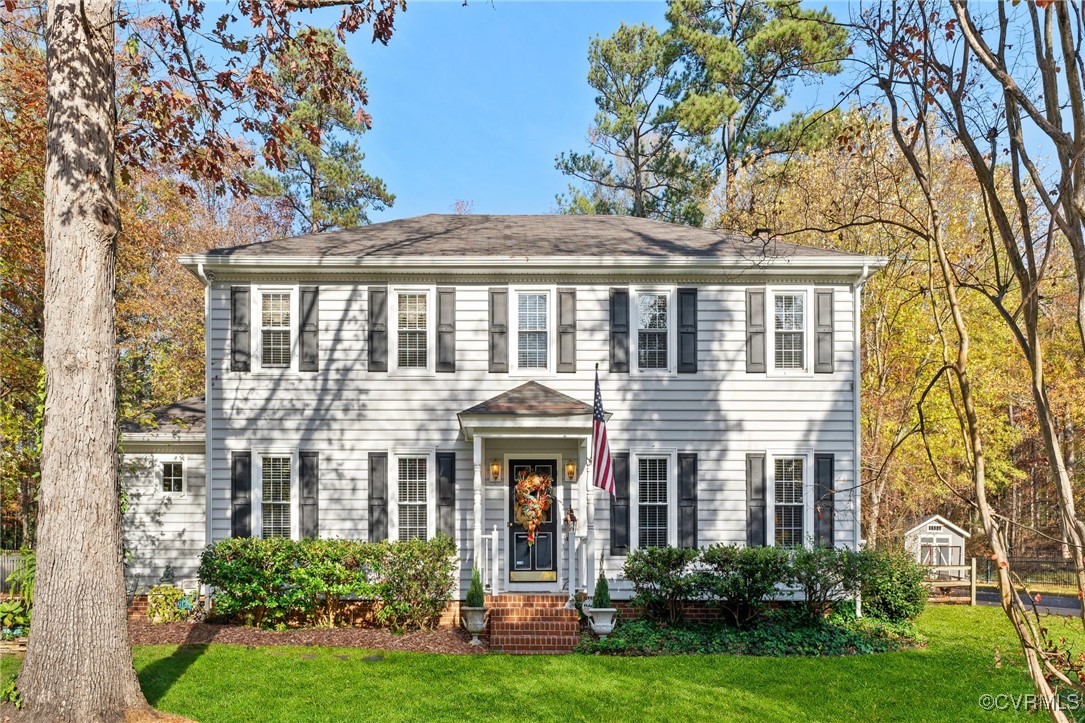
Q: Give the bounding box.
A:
[565,458,577,482]
[490,459,501,482]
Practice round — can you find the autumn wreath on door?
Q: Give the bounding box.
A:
[514,470,553,545]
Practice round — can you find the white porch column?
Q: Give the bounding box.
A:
[585,438,596,596]
[472,436,483,570]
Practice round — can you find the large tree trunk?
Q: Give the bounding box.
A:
[12,0,150,719]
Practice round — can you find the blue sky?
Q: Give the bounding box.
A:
[344,1,852,221]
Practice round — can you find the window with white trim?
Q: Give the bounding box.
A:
[773,457,805,548]
[397,292,428,369]
[773,292,805,371]
[261,291,292,368]
[397,456,429,541]
[261,455,292,538]
[638,457,669,548]
[516,291,549,369]
[161,460,184,493]
[636,292,669,370]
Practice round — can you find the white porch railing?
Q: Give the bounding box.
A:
[481,525,501,596]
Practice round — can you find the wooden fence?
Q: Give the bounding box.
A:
[924,557,976,605]
[0,552,24,593]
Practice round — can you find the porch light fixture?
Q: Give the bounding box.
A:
[565,458,577,482]
[490,459,501,482]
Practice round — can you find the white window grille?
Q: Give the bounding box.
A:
[517,292,548,369]
[162,461,183,493]
[637,293,669,370]
[638,457,669,549]
[773,457,805,548]
[261,456,291,538]
[397,293,428,369]
[261,292,292,368]
[774,293,805,370]
[398,457,428,541]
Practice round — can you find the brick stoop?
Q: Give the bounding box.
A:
[486,594,581,654]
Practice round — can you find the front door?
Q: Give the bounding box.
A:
[508,459,558,583]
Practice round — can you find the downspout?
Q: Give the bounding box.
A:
[195,263,213,602]
[852,263,870,617]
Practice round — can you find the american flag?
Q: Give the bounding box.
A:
[592,368,615,496]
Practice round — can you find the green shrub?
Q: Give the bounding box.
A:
[465,566,485,608]
[199,537,311,627]
[0,599,29,630]
[623,547,700,622]
[370,533,458,631]
[593,571,612,608]
[4,549,35,608]
[292,539,374,626]
[147,584,188,623]
[699,544,790,627]
[790,546,864,623]
[860,548,927,623]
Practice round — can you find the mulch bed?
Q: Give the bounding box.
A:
[128,619,485,655]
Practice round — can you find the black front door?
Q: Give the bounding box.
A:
[508,459,558,583]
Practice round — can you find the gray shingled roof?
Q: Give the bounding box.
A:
[460,382,593,416]
[121,397,205,434]
[198,214,853,260]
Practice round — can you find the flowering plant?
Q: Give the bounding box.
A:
[514,471,553,546]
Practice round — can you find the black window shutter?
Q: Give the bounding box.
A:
[368,287,387,372]
[814,289,834,373]
[299,286,319,372]
[557,288,577,373]
[610,452,630,555]
[230,286,250,372]
[677,453,698,548]
[677,288,698,374]
[745,289,766,373]
[369,452,388,542]
[610,289,629,373]
[436,452,456,539]
[814,454,835,548]
[436,288,456,373]
[746,453,766,547]
[231,451,252,537]
[489,288,508,373]
[300,451,319,539]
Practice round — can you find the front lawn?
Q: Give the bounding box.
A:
[2,605,1079,721]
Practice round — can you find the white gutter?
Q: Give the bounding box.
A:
[195,263,213,575]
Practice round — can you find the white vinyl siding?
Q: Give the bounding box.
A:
[637,457,669,548]
[399,453,427,538]
[516,292,549,370]
[161,461,184,494]
[773,457,805,548]
[261,455,292,538]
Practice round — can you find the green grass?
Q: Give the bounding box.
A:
[2,606,1081,721]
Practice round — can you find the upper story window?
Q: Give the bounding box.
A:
[773,456,805,548]
[390,288,435,374]
[261,454,293,539]
[633,290,673,372]
[260,291,292,369]
[395,455,433,541]
[772,292,806,371]
[513,289,552,373]
[161,460,184,494]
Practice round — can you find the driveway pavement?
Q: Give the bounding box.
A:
[975,588,1081,616]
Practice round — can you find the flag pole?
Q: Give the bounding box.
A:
[587,362,599,594]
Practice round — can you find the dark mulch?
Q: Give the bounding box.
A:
[128,619,485,655]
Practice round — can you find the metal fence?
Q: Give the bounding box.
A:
[0,552,24,593]
[982,557,1079,589]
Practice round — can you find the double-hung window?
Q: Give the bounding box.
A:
[161,460,184,494]
[261,291,292,368]
[513,289,551,373]
[260,454,293,539]
[770,290,807,372]
[631,451,677,549]
[631,288,675,373]
[391,288,435,374]
[393,453,434,541]
[773,456,805,548]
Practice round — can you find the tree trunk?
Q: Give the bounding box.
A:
[12,0,150,719]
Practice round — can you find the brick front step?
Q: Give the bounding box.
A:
[487,593,581,654]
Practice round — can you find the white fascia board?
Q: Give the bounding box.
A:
[180,254,889,282]
[457,413,605,441]
[121,432,204,454]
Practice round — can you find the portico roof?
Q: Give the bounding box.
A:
[457,381,607,440]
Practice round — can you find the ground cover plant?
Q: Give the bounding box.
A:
[0,606,1067,721]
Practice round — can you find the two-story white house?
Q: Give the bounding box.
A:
[121,213,883,604]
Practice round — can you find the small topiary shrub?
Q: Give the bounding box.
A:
[623,546,700,622]
[790,546,864,624]
[466,566,485,608]
[147,584,187,623]
[860,548,928,623]
[699,544,791,627]
[593,571,612,609]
